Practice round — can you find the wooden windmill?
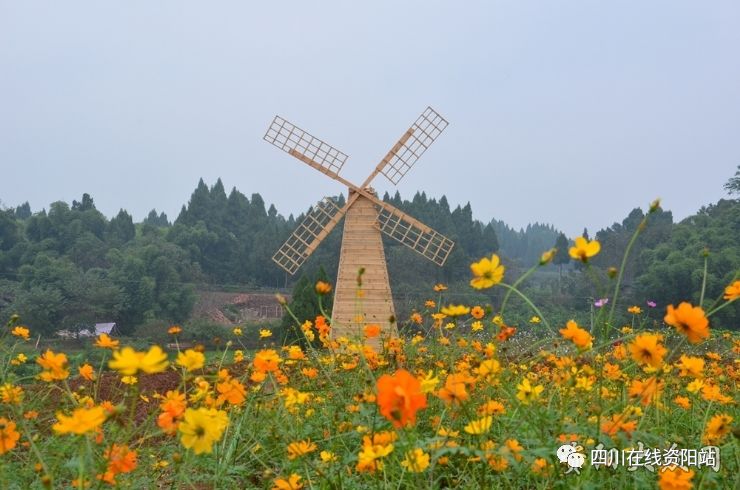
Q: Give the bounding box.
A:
[264,107,454,339]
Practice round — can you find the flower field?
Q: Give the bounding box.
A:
[1,216,738,489]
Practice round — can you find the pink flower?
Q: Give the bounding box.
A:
[646,300,657,308]
[594,298,609,308]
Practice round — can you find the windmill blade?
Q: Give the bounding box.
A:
[374,201,454,266]
[375,107,448,185]
[272,197,346,275]
[264,116,348,178]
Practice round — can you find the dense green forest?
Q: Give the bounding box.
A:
[1,168,738,336]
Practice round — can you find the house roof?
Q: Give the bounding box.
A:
[94,323,117,334]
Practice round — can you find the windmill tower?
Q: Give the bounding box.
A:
[264,107,454,340]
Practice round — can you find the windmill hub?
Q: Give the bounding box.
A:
[263,107,454,343]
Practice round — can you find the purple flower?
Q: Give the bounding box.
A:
[646,300,657,308]
[594,298,609,308]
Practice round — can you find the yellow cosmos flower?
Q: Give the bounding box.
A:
[464,416,493,435]
[110,346,169,375]
[469,254,505,289]
[176,349,205,372]
[540,248,556,265]
[53,406,106,435]
[440,305,470,317]
[401,448,430,472]
[569,236,601,262]
[259,329,273,339]
[516,378,544,405]
[0,384,23,404]
[178,408,229,454]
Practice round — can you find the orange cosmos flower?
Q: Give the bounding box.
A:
[470,306,485,319]
[703,414,733,445]
[664,302,709,343]
[315,281,332,295]
[628,334,667,368]
[98,444,137,485]
[600,414,637,437]
[0,418,20,454]
[364,324,381,339]
[216,378,246,406]
[273,474,303,490]
[675,355,704,378]
[253,349,281,373]
[438,372,475,405]
[628,377,664,406]
[168,325,182,335]
[658,467,694,490]
[559,320,593,350]
[723,280,740,301]
[376,369,427,428]
[95,333,119,349]
[79,363,95,381]
[11,326,30,340]
[287,439,317,460]
[36,349,69,381]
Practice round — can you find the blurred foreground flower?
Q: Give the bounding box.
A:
[569,236,601,263]
[53,406,106,435]
[376,369,427,428]
[664,303,709,344]
[178,407,228,454]
[110,346,169,375]
[469,254,505,289]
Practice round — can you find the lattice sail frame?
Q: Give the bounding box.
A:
[264,116,349,177]
[272,198,343,274]
[377,107,448,185]
[374,203,454,266]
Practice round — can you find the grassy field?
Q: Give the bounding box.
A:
[0,232,738,489]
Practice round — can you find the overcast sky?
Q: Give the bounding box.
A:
[1,1,738,237]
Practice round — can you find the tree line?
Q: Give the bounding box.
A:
[1,167,737,335]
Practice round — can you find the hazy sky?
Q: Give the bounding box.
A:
[1,1,738,237]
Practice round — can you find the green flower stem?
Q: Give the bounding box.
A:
[500,264,538,316]
[706,297,737,317]
[496,283,553,334]
[699,254,709,308]
[606,216,648,338]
